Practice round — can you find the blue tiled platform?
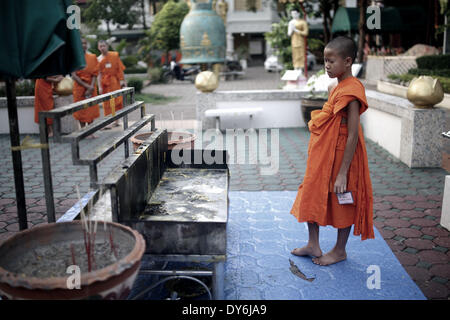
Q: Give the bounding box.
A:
[224,191,426,300]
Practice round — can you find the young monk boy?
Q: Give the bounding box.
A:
[290,36,374,266]
[72,38,100,129]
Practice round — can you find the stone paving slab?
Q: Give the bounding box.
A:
[0,125,449,299]
[224,191,426,300]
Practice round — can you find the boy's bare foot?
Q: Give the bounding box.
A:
[312,249,346,266]
[291,245,322,258]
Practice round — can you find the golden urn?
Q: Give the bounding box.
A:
[406,76,444,109]
[195,71,219,93]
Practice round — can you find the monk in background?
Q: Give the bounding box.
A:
[290,36,374,266]
[72,38,100,130]
[34,75,64,137]
[97,40,126,128]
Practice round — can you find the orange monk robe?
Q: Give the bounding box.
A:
[98,51,126,116]
[34,79,54,125]
[290,77,374,240]
[73,52,100,123]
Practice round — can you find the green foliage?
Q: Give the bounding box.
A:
[408,68,450,78]
[82,0,140,32]
[264,17,291,71]
[235,45,249,60]
[135,93,180,104]
[147,0,189,54]
[115,39,128,56]
[148,67,164,83]
[127,78,143,93]
[124,67,148,74]
[416,54,450,70]
[0,80,35,97]
[122,55,139,68]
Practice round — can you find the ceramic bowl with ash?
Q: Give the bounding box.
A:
[131,131,196,151]
[0,221,145,300]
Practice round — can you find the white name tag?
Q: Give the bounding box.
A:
[336,191,354,205]
[105,63,112,68]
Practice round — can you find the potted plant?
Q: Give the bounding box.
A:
[301,69,330,127]
[236,45,249,70]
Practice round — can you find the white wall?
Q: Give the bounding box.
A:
[360,108,402,159]
[216,100,305,129]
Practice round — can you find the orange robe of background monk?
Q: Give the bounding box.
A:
[98,51,126,116]
[290,76,374,240]
[34,79,54,125]
[72,52,100,123]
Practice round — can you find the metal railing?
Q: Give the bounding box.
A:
[38,87,153,223]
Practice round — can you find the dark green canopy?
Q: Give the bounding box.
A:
[0,0,86,231]
[0,0,85,79]
[331,6,426,34]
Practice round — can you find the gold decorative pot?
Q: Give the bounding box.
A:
[406,76,444,109]
[195,71,219,93]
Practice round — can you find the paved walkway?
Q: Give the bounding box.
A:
[0,66,449,299]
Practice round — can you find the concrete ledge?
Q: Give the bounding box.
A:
[364,89,445,168]
[377,80,450,110]
[0,95,79,134]
[196,90,311,130]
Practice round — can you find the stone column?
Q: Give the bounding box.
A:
[399,107,445,168]
[441,176,450,231]
[226,32,234,60]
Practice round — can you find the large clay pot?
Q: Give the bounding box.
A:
[301,98,326,128]
[131,131,196,151]
[0,221,145,300]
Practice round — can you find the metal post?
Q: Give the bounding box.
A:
[110,186,119,222]
[39,115,56,223]
[6,78,28,230]
[89,164,98,189]
[53,118,61,143]
[123,92,129,158]
[212,261,225,300]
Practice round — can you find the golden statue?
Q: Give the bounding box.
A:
[287,9,308,70]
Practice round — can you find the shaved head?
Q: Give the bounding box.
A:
[325,36,357,64]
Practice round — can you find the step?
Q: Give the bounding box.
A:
[61,101,147,143]
[75,114,154,165]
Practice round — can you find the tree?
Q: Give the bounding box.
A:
[82,0,141,35]
[147,0,189,64]
[318,0,339,45]
[357,0,367,63]
[275,0,339,45]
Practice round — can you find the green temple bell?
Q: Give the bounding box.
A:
[179,0,226,65]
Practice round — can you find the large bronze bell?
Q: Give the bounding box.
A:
[179,0,226,65]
